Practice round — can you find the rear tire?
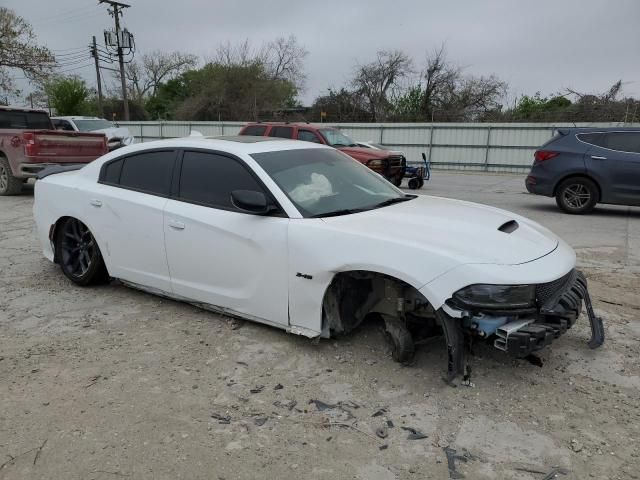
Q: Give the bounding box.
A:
[55,217,109,286]
[555,177,598,214]
[0,156,23,196]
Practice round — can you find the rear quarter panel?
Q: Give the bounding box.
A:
[529,133,588,195]
[33,172,109,269]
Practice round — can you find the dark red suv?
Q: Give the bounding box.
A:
[239,122,405,185]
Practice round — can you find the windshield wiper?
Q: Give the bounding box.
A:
[310,208,365,218]
[369,195,416,210]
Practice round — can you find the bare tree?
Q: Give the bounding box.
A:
[421,45,460,119]
[124,50,197,101]
[264,35,308,89]
[213,36,308,90]
[352,50,413,121]
[214,39,263,68]
[0,7,55,95]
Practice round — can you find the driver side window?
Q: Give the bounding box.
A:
[177,151,266,211]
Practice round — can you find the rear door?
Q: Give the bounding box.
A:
[268,126,294,139]
[582,131,640,204]
[90,149,177,292]
[163,150,290,326]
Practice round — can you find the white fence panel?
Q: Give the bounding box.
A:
[120,121,639,173]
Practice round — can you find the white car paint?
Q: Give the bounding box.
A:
[51,116,135,149]
[33,137,575,338]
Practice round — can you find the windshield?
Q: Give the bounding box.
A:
[319,129,357,147]
[73,119,114,131]
[251,148,412,218]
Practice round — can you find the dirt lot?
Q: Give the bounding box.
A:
[1,174,639,480]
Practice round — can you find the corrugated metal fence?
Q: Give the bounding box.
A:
[119,121,637,173]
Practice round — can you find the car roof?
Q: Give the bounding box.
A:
[558,126,640,133]
[51,116,105,120]
[0,105,48,114]
[244,122,336,130]
[105,135,330,156]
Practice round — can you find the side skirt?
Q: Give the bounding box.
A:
[117,279,318,338]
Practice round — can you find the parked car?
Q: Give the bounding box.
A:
[239,123,405,185]
[357,141,429,189]
[0,106,108,195]
[52,116,135,151]
[526,127,640,213]
[33,136,604,382]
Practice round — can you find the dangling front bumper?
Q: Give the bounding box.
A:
[438,269,605,383]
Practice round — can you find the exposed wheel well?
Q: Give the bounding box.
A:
[321,270,434,336]
[51,216,73,263]
[553,174,602,201]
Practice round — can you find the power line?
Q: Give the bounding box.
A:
[30,5,99,25]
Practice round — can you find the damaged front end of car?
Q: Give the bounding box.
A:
[440,269,605,384]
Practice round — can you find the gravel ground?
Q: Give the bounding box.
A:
[1,174,639,480]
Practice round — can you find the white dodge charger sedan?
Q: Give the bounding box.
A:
[33,136,604,383]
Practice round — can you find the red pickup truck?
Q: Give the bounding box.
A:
[0,106,108,195]
[239,123,406,185]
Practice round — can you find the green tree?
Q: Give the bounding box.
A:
[45,76,92,115]
[145,61,297,121]
[512,93,571,120]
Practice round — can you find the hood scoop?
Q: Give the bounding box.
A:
[498,220,519,233]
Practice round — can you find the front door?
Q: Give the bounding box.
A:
[163,150,290,326]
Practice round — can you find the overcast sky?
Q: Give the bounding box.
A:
[5,0,640,105]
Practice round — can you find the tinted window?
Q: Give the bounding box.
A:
[242,125,267,136]
[103,158,124,184]
[178,151,264,209]
[604,132,640,154]
[0,110,52,129]
[297,130,321,143]
[268,126,293,138]
[118,151,175,195]
[577,132,608,148]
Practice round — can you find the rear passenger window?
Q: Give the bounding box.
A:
[268,126,293,138]
[577,133,607,148]
[116,151,175,195]
[103,158,123,184]
[604,132,640,154]
[178,151,264,210]
[242,125,267,136]
[297,130,321,143]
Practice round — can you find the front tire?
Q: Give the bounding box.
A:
[0,156,23,196]
[55,218,109,286]
[382,315,415,364]
[555,177,598,214]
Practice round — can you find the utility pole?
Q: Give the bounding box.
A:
[91,36,104,116]
[100,0,130,120]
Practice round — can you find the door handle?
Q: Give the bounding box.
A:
[591,155,607,160]
[168,220,185,230]
[90,199,102,207]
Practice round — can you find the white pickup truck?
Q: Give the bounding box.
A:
[52,116,135,151]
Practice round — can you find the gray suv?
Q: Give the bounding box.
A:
[526,128,640,214]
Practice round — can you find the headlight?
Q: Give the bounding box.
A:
[122,136,134,145]
[452,284,535,309]
[367,159,384,168]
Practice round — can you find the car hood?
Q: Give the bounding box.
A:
[90,126,131,139]
[321,195,558,266]
[337,146,392,158]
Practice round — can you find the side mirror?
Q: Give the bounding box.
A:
[231,190,276,215]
